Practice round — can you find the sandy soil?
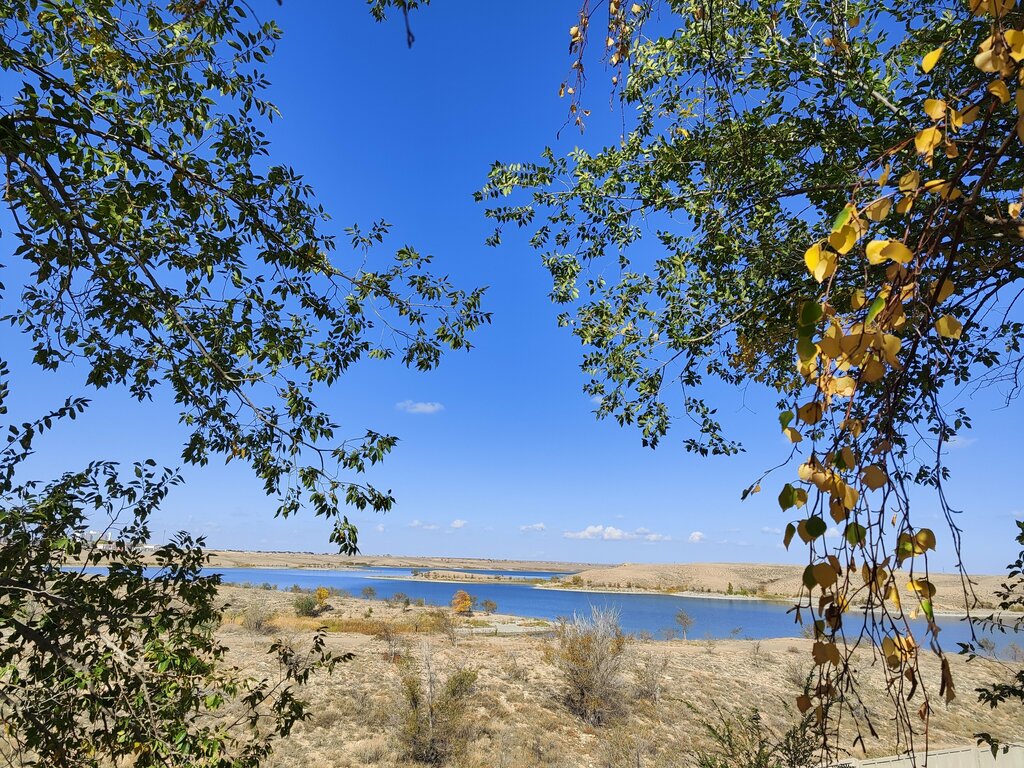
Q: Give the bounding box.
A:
[216,585,1023,768]
[197,552,1008,614]
[200,550,595,572]
[565,562,1007,613]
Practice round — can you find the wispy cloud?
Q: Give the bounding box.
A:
[946,435,977,450]
[375,523,386,533]
[520,523,546,533]
[395,400,445,415]
[408,519,439,531]
[761,526,782,535]
[688,531,705,543]
[449,519,467,529]
[563,524,671,542]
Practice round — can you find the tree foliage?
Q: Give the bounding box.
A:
[1,0,487,551]
[480,0,1024,756]
[0,377,341,766]
[450,589,473,615]
[0,1,484,765]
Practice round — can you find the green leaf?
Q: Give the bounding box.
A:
[784,522,796,550]
[805,516,827,539]
[866,296,885,325]
[845,523,867,547]
[778,483,797,511]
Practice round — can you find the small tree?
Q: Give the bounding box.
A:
[450,590,473,615]
[675,609,694,641]
[552,607,630,725]
[480,599,498,614]
[315,587,330,608]
[397,643,478,764]
[362,585,378,600]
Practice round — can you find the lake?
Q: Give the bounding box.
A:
[207,565,1014,653]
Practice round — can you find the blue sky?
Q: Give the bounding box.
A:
[2,3,1022,572]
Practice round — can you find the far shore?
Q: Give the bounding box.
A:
[193,549,1007,617]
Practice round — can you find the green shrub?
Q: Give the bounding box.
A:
[690,707,816,768]
[552,607,629,725]
[241,605,275,634]
[398,649,477,764]
[294,594,318,617]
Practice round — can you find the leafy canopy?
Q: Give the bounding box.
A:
[1,0,487,553]
[480,0,1024,755]
[0,1,482,765]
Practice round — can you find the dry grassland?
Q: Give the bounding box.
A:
[217,586,1023,768]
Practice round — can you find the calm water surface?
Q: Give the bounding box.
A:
[77,564,1012,651]
[207,566,1008,651]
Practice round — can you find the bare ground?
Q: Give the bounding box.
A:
[217,586,1023,768]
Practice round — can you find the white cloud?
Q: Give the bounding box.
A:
[825,526,841,539]
[563,524,671,542]
[395,400,445,415]
[450,519,467,529]
[761,526,782,535]
[946,435,977,450]
[565,525,606,540]
[590,395,604,406]
[688,531,705,543]
[375,523,385,533]
[520,523,546,532]
[408,519,439,531]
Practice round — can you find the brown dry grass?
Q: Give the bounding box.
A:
[215,586,1023,768]
[565,563,1007,613]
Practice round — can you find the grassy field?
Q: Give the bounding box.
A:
[217,585,1023,768]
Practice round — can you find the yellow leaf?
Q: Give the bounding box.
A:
[863,197,892,221]
[877,163,891,187]
[914,126,943,156]
[922,46,944,73]
[915,528,937,551]
[866,239,913,265]
[923,179,963,200]
[804,242,824,276]
[841,418,863,437]
[1006,29,1024,61]
[935,314,963,339]
[879,333,902,366]
[898,170,920,192]
[830,376,856,398]
[923,98,946,119]
[631,3,643,13]
[946,141,959,159]
[861,357,883,381]
[839,446,855,469]
[886,584,902,610]
[1010,202,1022,218]
[828,224,858,255]
[861,464,888,490]
[932,278,955,304]
[797,401,824,425]
[783,426,803,443]
[895,196,914,214]
[812,563,838,590]
[908,579,936,598]
[989,80,1011,104]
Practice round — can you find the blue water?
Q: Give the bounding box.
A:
[206,566,1012,652]
[75,564,1015,652]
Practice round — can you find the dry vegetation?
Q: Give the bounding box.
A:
[215,586,1022,768]
[563,563,1009,613]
